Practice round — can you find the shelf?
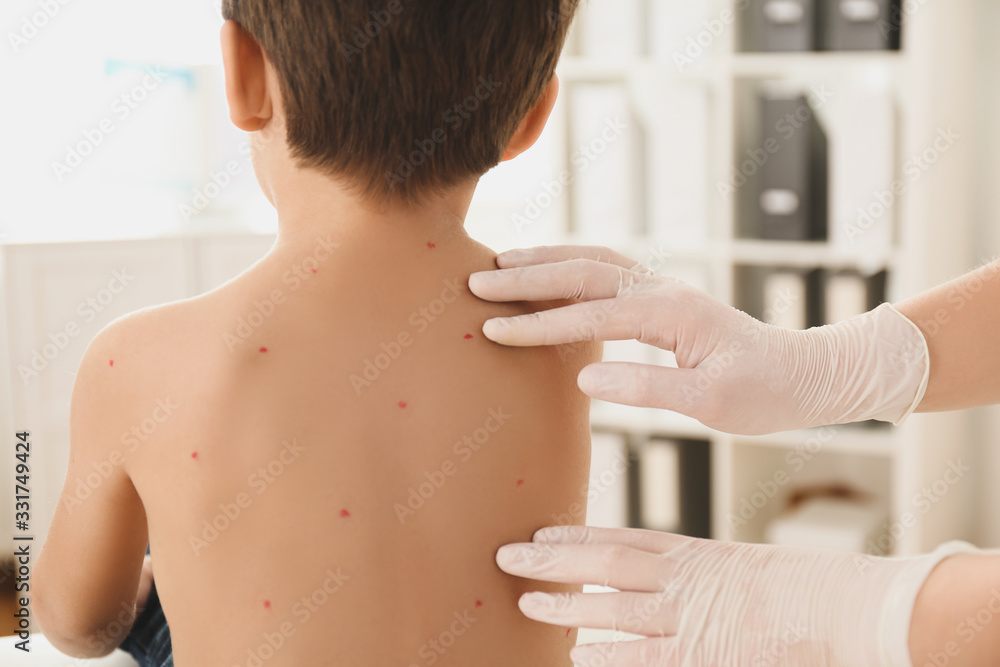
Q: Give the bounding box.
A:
[590,401,712,439]
[726,439,894,549]
[729,51,905,79]
[557,57,717,83]
[560,52,905,82]
[733,425,897,457]
[730,239,895,273]
[558,235,719,265]
[591,400,898,456]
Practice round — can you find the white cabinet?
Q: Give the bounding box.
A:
[192,234,275,292]
[0,234,274,556]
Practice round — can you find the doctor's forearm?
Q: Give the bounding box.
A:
[909,553,1000,666]
[895,260,1000,413]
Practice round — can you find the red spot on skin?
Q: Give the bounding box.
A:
[109,360,114,367]
[427,242,436,249]
[340,509,350,518]
[566,628,571,637]
[516,479,524,487]
[191,452,198,459]
[475,600,483,608]
[259,347,268,353]
[464,334,474,340]
[398,401,407,409]
[311,268,318,274]
[264,600,271,609]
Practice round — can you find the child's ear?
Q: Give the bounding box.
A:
[501,75,560,162]
[220,20,274,132]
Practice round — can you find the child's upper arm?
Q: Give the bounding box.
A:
[34,317,150,657]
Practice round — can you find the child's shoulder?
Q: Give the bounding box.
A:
[67,299,200,466]
[75,297,211,411]
[84,297,202,366]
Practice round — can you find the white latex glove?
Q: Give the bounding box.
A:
[469,245,930,435]
[496,526,976,666]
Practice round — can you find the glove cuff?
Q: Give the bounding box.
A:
[881,541,980,666]
[881,304,931,426]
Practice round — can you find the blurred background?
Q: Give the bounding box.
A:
[2,0,1000,641]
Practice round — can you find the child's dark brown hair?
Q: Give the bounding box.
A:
[221,0,580,203]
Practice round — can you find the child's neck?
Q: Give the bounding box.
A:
[268,166,479,251]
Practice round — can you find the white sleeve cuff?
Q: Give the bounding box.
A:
[881,303,931,427]
[881,541,981,666]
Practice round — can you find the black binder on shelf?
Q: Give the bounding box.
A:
[761,267,826,330]
[822,0,902,51]
[635,438,711,539]
[746,0,819,52]
[824,269,888,324]
[758,93,829,241]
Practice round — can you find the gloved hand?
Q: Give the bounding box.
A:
[469,245,930,435]
[496,525,975,666]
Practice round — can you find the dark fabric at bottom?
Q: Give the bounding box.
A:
[119,581,174,667]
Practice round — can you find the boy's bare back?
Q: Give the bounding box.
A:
[111,224,597,666]
[33,3,588,661]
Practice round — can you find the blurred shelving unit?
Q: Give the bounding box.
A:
[543,0,980,559]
